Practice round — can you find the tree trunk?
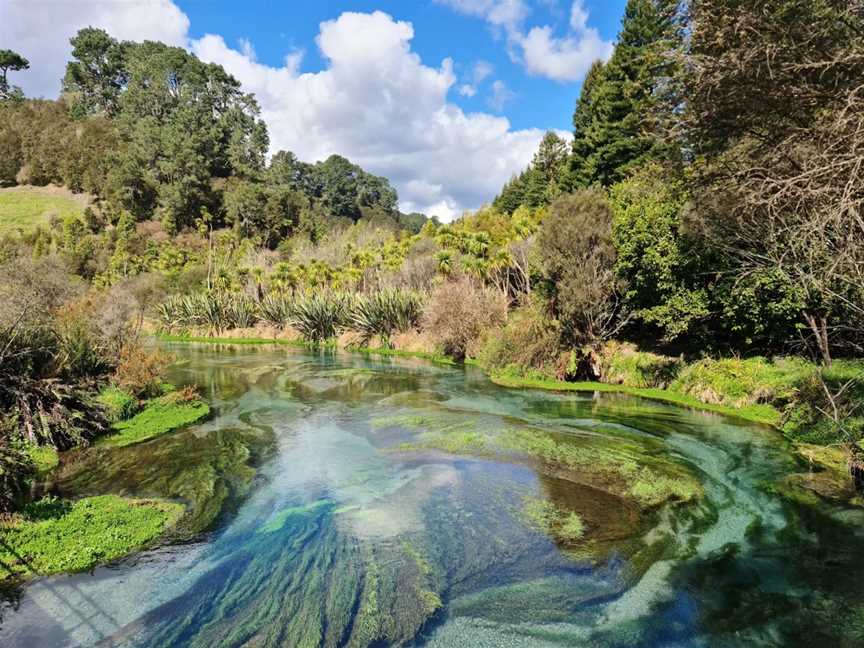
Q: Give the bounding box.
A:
[804,311,832,367]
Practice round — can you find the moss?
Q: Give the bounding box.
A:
[156,333,306,348]
[502,428,702,509]
[258,499,333,534]
[97,385,139,422]
[0,495,183,582]
[97,393,210,448]
[25,444,58,474]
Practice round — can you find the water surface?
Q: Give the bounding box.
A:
[2,343,863,647]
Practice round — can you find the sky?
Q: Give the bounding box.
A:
[1,0,627,220]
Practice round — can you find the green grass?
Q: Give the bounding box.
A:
[156,333,306,347]
[490,371,782,426]
[0,187,85,235]
[97,393,210,448]
[0,495,183,581]
[25,445,59,474]
[97,386,139,423]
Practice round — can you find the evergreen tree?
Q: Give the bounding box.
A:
[0,49,29,100]
[571,0,681,187]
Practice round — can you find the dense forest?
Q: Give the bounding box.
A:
[0,0,863,517]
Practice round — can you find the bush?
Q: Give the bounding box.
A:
[598,341,682,389]
[97,386,138,423]
[671,356,810,408]
[290,292,353,343]
[479,300,564,379]
[421,277,507,360]
[783,361,864,445]
[351,289,424,347]
[113,344,173,399]
[536,191,626,346]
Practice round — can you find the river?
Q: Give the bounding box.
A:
[2,343,863,647]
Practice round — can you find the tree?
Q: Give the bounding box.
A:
[0,49,29,100]
[63,29,126,116]
[536,191,627,347]
[610,164,709,340]
[571,0,682,187]
[685,0,864,364]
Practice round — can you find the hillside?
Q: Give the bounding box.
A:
[0,185,89,235]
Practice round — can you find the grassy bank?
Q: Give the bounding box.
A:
[490,372,781,427]
[97,390,210,449]
[0,495,183,582]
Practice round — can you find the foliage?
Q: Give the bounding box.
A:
[97,385,138,423]
[113,344,173,399]
[290,292,353,343]
[350,289,424,347]
[684,0,864,364]
[0,434,33,513]
[0,49,29,100]
[99,388,209,448]
[569,0,682,187]
[598,341,681,389]
[536,191,626,347]
[421,277,508,360]
[670,357,811,409]
[478,300,565,379]
[0,495,183,581]
[610,165,708,340]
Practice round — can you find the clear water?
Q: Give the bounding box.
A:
[2,343,864,647]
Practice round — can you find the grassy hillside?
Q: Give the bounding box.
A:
[0,186,88,235]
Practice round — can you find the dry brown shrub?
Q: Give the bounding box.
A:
[421,276,508,360]
[113,344,173,398]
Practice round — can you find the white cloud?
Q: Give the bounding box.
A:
[1,2,547,220]
[488,80,515,111]
[436,0,613,83]
[0,0,189,98]
[458,60,494,98]
[193,11,547,220]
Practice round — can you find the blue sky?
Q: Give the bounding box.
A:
[3,0,627,219]
[175,0,626,132]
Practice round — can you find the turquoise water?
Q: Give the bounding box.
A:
[1,343,863,647]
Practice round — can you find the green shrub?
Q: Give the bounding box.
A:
[671,356,810,408]
[97,386,138,422]
[351,289,424,347]
[782,361,864,445]
[599,341,681,389]
[478,301,564,379]
[290,292,353,343]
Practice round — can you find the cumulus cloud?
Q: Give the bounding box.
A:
[1,2,547,220]
[436,0,613,82]
[0,0,189,98]
[193,12,547,220]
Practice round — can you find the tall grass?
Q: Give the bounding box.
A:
[291,293,354,343]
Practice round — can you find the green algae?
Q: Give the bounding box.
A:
[0,495,183,582]
[54,426,273,536]
[521,497,585,544]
